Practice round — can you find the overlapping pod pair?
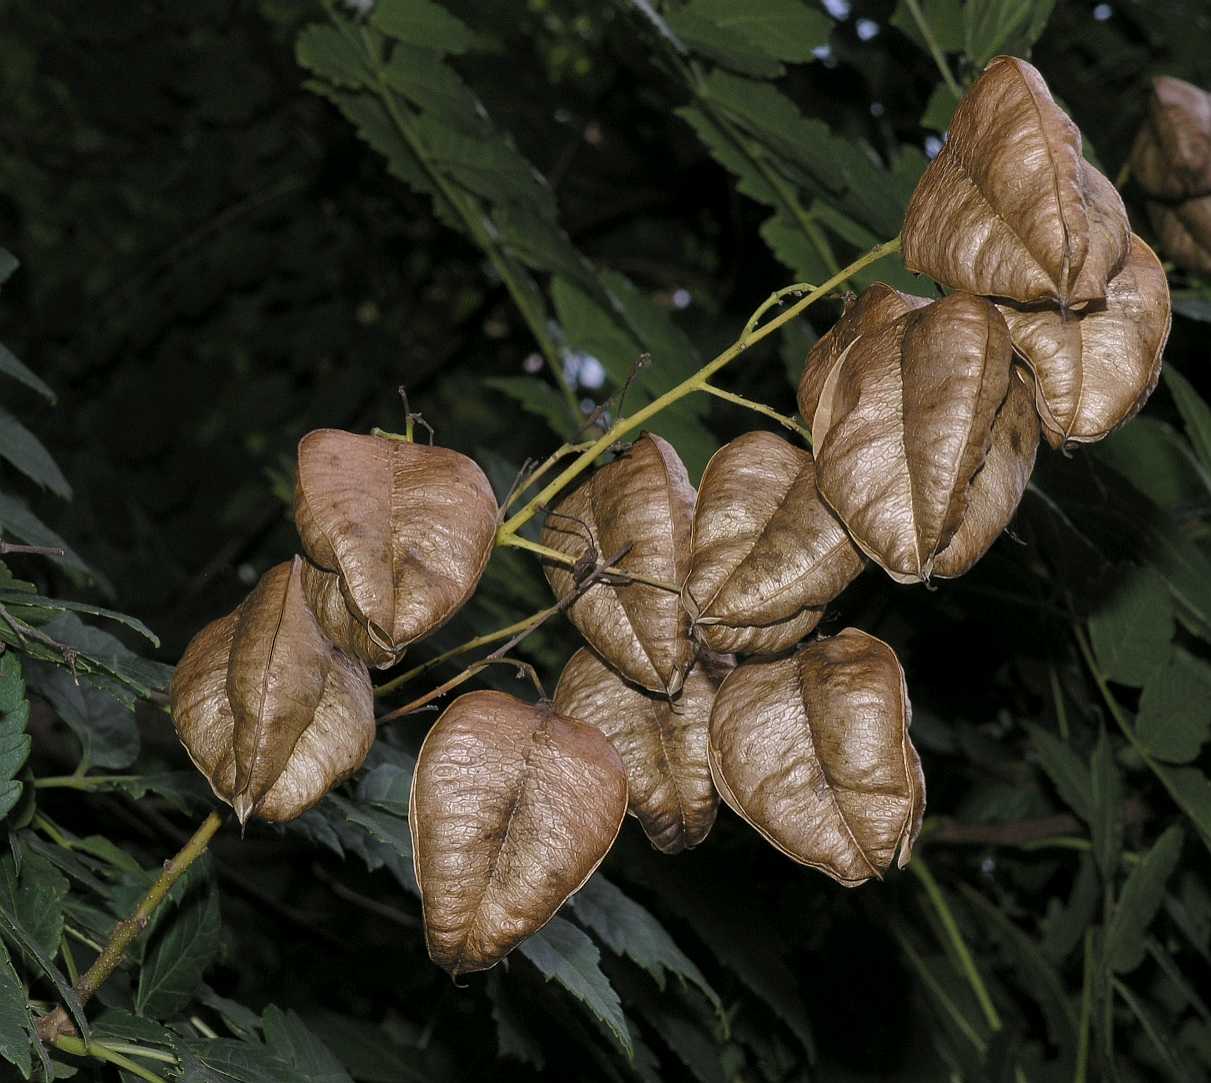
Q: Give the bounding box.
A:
[902,55,1170,450]
[1130,75,1211,273]
[170,429,498,824]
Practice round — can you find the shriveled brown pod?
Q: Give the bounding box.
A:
[294,429,498,668]
[902,56,1129,308]
[683,432,863,654]
[1148,197,1211,275]
[170,557,376,824]
[409,691,627,975]
[553,648,730,854]
[707,628,924,886]
[797,284,929,427]
[998,234,1171,448]
[299,559,397,670]
[1130,76,1211,202]
[541,433,695,695]
[932,370,1040,578]
[810,292,1013,583]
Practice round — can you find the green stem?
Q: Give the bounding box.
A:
[1049,664,1070,741]
[891,923,986,1054]
[52,1036,169,1083]
[94,1042,178,1065]
[346,19,580,421]
[499,235,901,538]
[497,531,682,592]
[698,382,812,443]
[1074,928,1094,1083]
[34,774,142,791]
[903,0,963,100]
[911,858,1002,1032]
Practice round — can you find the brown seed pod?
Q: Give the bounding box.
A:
[902,56,1129,308]
[932,370,1040,579]
[553,648,730,854]
[169,557,376,824]
[810,292,1013,583]
[298,559,398,670]
[409,690,627,975]
[707,629,924,886]
[1130,75,1211,202]
[998,234,1171,448]
[797,283,930,427]
[1147,197,1211,275]
[683,432,863,655]
[294,429,498,667]
[541,433,695,695]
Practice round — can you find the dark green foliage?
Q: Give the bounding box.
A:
[0,0,1208,1080]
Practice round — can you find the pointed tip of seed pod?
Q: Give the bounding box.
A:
[233,792,256,830]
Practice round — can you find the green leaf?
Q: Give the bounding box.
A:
[567,876,721,1015]
[0,251,16,287]
[1042,854,1100,962]
[294,25,374,89]
[1172,292,1211,322]
[890,0,965,52]
[0,939,31,1079]
[1165,365,1211,476]
[964,0,1055,67]
[1114,977,1193,1079]
[680,0,832,63]
[1093,417,1211,510]
[0,593,159,648]
[371,0,477,55]
[379,46,485,135]
[1106,826,1183,973]
[92,1008,176,1047]
[1088,564,1173,687]
[1153,765,1211,854]
[1137,648,1211,764]
[1026,723,1092,821]
[135,888,221,1018]
[1090,728,1122,880]
[0,344,55,403]
[487,972,545,1069]
[0,408,71,500]
[0,492,93,583]
[519,916,633,1058]
[0,654,30,821]
[920,82,958,132]
[664,11,785,78]
[25,662,139,771]
[484,376,575,440]
[171,1036,296,1083]
[354,760,413,816]
[262,1006,353,1083]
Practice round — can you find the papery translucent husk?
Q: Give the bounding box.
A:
[299,558,398,670]
[903,56,1130,308]
[1147,197,1211,275]
[932,370,1040,578]
[409,690,627,975]
[553,648,730,854]
[810,292,1013,583]
[541,433,696,695]
[998,234,1171,448]
[683,431,863,655]
[707,628,924,886]
[1130,75,1211,201]
[294,429,497,666]
[169,557,376,824]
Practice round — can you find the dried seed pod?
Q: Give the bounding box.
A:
[541,433,695,695]
[811,292,1013,583]
[797,283,930,427]
[170,557,376,824]
[294,429,498,667]
[707,629,924,886]
[1130,76,1211,201]
[998,234,1171,448]
[299,559,398,670]
[683,432,863,655]
[410,691,627,975]
[932,370,1040,578]
[902,56,1130,308]
[553,648,730,854]
[1147,197,1211,275]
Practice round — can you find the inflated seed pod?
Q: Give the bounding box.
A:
[683,432,862,655]
[170,557,376,824]
[902,56,1129,309]
[541,433,695,696]
[810,292,1013,583]
[1148,198,1211,274]
[409,691,627,975]
[298,559,398,670]
[1130,75,1211,202]
[707,629,924,886]
[997,235,1171,448]
[294,429,498,668]
[932,370,1039,578]
[553,648,731,854]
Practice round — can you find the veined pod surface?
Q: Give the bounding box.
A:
[903,56,1129,308]
[299,558,398,670]
[810,292,1013,583]
[683,432,862,655]
[553,647,731,854]
[707,629,924,887]
[998,234,1171,448]
[410,690,627,976]
[294,428,498,668]
[169,557,376,824]
[1130,75,1211,202]
[542,433,696,695]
